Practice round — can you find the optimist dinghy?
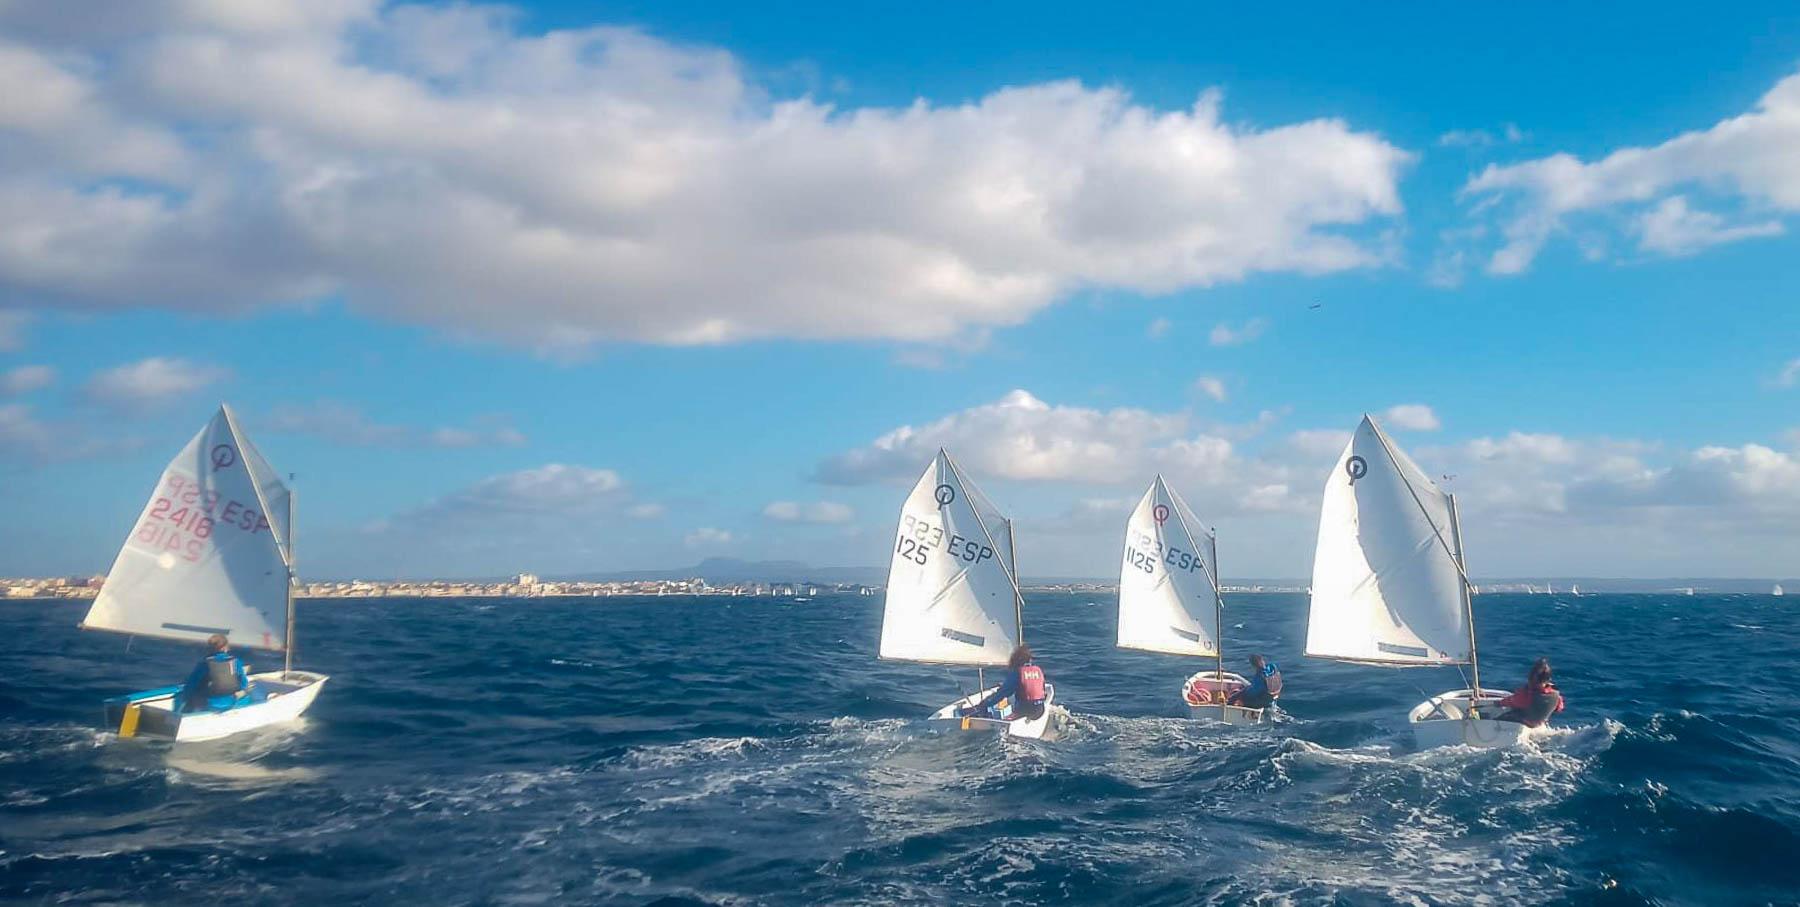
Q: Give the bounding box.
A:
[81,406,327,742]
[1117,476,1266,724]
[881,449,1059,740]
[1306,415,1548,750]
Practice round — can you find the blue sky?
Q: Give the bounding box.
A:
[1,1,1797,579]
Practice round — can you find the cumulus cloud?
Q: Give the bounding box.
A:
[1461,69,1800,273]
[763,500,854,524]
[1194,375,1227,402]
[264,400,526,448]
[814,389,1309,514]
[684,527,734,547]
[1208,318,1267,346]
[1382,403,1440,431]
[81,357,227,410]
[0,364,54,395]
[388,464,633,525]
[0,3,1409,350]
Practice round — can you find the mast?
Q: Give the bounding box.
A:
[1448,493,1479,705]
[284,475,296,677]
[1006,518,1023,644]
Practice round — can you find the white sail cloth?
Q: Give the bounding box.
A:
[1117,475,1221,656]
[83,407,294,650]
[879,450,1021,666]
[1306,415,1469,666]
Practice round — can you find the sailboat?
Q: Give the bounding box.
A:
[1306,415,1547,749]
[81,406,327,742]
[1117,476,1265,724]
[880,449,1058,739]
[1775,584,1786,597]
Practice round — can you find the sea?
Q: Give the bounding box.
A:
[2,592,1797,906]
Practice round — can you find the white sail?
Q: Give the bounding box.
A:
[1306,415,1470,666]
[1117,475,1220,657]
[83,406,294,650]
[879,450,1021,666]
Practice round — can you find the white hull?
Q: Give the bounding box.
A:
[1181,671,1267,724]
[1408,688,1553,749]
[105,671,327,742]
[927,683,1060,740]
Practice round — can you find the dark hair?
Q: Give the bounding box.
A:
[1248,653,1266,669]
[206,634,229,654]
[1527,657,1552,688]
[1008,645,1034,670]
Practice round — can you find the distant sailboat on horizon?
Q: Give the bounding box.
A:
[1774,583,1785,597]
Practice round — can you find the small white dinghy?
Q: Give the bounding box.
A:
[1307,415,1539,750]
[880,449,1061,739]
[1117,476,1267,725]
[82,405,327,743]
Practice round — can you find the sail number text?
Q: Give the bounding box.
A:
[130,474,274,562]
[896,513,994,566]
[1124,530,1205,576]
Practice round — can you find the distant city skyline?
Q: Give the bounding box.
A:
[1,2,1797,579]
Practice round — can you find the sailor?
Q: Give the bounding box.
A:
[1493,657,1564,726]
[1227,654,1282,709]
[960,645,1048,721]
[182,634,256,712]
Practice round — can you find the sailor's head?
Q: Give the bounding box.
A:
[206,634,229,654]
[1008,644,1034,670]
[1248,653,1266,671]
[1529,657,1552,686]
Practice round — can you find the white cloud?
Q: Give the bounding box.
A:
[1462,69,1800,273]
[1437,124,1524,149]
[684,526,734,547]
[1146,316,1173,340]
[390,464,630,525]
[1382,403,1440,431]
[763,500,854,524]
[0,311,28,351]
[1636,196,1782,255]
[0,6,1409,350]
[0,401,143,463]
[814,389,1308,514]
[1208,318,1267,346]
[0,364,54,395]
[343,462,667,576]
[264,400,526,448]
[1194,375,1227,402]
[1776,357,1800,388]
[81,357,227,409]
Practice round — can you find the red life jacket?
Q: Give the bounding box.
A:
[1017,664,1046,703]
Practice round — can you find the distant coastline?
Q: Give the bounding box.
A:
[6,573,1790,600]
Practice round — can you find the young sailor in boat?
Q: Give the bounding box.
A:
[1226,654,1281,710]
[1493,657,1564,727]
[958,645,1048,721]
[181,635,260,713]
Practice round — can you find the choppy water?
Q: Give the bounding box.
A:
[3,593,1798,905]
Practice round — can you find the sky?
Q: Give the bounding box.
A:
[1,0,1798,580]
